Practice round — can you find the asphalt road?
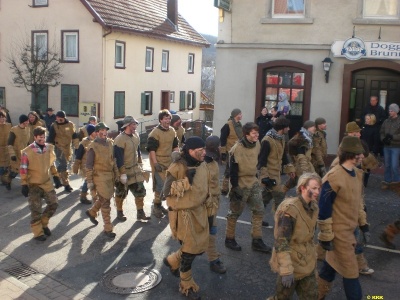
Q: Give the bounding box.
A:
[0,155,399,300]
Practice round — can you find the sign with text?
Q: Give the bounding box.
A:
[332,38,400,60]
[78,102,99,126]
[214,0,231,12]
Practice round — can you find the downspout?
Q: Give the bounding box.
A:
[102,26,112,124]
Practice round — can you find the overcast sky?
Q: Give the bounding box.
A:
[179,0,219,36]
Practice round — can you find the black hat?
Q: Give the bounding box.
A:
[19,114,29,124]
[86,124,96,136]
[205,135,220,159]
[46,107,54,112]
[171,114,181,125]
[184,136,205,150]
[56,110,66,118]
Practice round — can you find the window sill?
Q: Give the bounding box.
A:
[114,115,125,119]
[353,18,400,25]
[260,17,314,24]
[62,60,80,63]
[145,69,154,72]
[161,70,169,72]
[143,113,153,116]
[115,66,126,69]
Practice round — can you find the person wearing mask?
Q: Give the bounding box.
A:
[220,108,243,195]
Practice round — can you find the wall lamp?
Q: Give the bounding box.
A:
[322,57,333,83]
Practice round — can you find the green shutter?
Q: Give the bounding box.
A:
[114,92,125,118]
[141,93,146,114]
[193,92,196,109]
[179,91,185,111]
[61,85,78,116]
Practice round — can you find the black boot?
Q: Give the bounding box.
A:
[86,210,98,226]
[104,231,116,238]
[5,183,11,191]
[252,239,272,253]
[117,210,127,222]
[34,235,47,242]
[43,227,51,236]
[210,260,227,274]
[64,185,73,192]
[225,238,242,251]
[137,209,151,221]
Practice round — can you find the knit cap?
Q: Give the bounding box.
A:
[86,124,96,136]
[303,120,315,129]
[171,114,181,125]
[231,108,241,118]
[56,110,66,118]
[184,136,205,150]
[389,103,399,113]
[315,117,326,126]
[19,114,29,124]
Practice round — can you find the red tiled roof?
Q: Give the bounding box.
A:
[81,0,210,47]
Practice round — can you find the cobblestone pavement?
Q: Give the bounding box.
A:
[0,155,399,300]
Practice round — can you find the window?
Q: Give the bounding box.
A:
[31,85,48,112]
[115,41,125,68]
[364,0,398,18]
[187,92,196,110]
[273,0,305,17]
[33,0,48,7]
[188,53,195,73]
[32,31,48,61]
[179,91,186,111]
[0,87,5,107]
[61,84,79,116]
[141,92,153,115]
[264,71,305,116]
[161,50,169,72]
[62,31,79,62]
[170,91,175,103]
[114,92,125,118]
[145,47,154,71]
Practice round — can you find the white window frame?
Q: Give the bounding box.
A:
[187,91,194,109]
[188,53,195,74]
[161,50,169,72]
[363,0,398,19]
[272,0,305,18]
[169,91,175,103]
[32,31,48,61]
[62,31,79,62]
[145,92,152,114]
[115,41,125,68]
[33,0,48,7]
[145,47,154,71]
[261,0,313,24]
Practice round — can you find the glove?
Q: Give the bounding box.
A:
[154,163,163,172]
[221,153,227,162]
[359,224,370,245]
[11,156,17,161]
[53,176,62,189]
[87,183,95,190]
[229,186,243,201]
[120,174,127,184]
[319,240,333,251]
[186,168,196,185]
[318,165,326,177]
[281,274,294,288]
[261,177,277,189]
[21,185,29,197]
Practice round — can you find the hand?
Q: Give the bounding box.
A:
[21,185,29,197]
[53,176,62,189]
[318,165,326,177]
[154,163,163,172]
[362,231,371,245]
[319,240,333,251]
[186,168,196,185]
[87,183,95,190]
[11,156,17,161]
[281,274,294,288]
[220,153,227,162]
[261,177,277,189]
[120,174,127,184]
[229,186,243,201]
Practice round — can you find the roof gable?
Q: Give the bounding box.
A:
[81,0,210,47]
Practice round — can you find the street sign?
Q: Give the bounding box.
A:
[214,0,231,12]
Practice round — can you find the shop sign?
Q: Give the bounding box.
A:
[79,102,99,126]
[331,38,400,60]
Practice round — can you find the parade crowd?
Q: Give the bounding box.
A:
[0,99,399,300]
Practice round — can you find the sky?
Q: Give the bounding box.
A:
[178,0,219,36]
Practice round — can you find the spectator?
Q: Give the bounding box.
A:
[256,107,272,141]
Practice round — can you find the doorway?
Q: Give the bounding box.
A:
[161,91,170,111]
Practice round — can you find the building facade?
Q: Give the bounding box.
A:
[0,0,208,131]
[214,0,400,153]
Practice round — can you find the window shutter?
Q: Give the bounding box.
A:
[193,92,196,109]
[141,93,146,114]
[179,91,185,111]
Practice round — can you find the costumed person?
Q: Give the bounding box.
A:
[163,137,209,300]
[257,117,295,223]
[171,114,186,148]
[317,136,367,300]
[72,124,97,205]
[311,117,328,178]
[27,111,46,144]
[114,116,150,222]
[47,110,79,192]
[6,114,31,190]
[225,122,271,253]
[146,109,179,218]
[267,172,321,300]
[220,108,243,195]
[78,116,98,141]
[85,122,119,238]
[20,126,59,241]
[0,111,12,188]
[277,92,291,116]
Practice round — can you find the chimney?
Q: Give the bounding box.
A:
[167,0,178,27]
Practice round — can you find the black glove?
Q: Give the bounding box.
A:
[11,156,17,161]
[281,274,294,288]
[53,176,62,189]
[383,134,393,145]
[229,186,243,201]
[261,177,277,189]
[154,163,163,172]
[221,153,227,162]
[21,185,29,197]
[359,224,370,245]
[319,240,333,251]
[186,168,196,185]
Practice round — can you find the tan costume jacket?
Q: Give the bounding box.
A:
[230,140,260,189]
[205,159,220,217]
[311,129,327,168]
[175,126,185,148]
[53,121,79,160]
[8,125,30,173]
[0,123,11,167]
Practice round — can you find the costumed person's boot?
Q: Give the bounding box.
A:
[135,197,150,221]
[179,270,200,300]
[357,253,374,275]
[80,192,91,205]
[61,171,73,192]
[207,234,226,274]
[225,217,241,251]
[380,221,400,249]
[163,249,182,277]
[152,192,165,218]
[114,196,126,222]
[316,243,327,261]
[221,177,229,195]
[317,276,333,300]
[41,216,51,236]
[101,204,115,238]
[251,214,271,253]
[31,220,46,241]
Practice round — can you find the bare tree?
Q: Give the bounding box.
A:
[7,33,62,111]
